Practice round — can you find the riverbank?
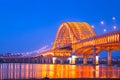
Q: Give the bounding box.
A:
[2,78,120,80]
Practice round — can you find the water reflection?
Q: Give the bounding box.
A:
[0,63,120,79]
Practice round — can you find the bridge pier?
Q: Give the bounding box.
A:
[46,58,48,64]
[108,49,112,66]
[68,57,71,64]
[60,59,63,64]
[47,58,50,64]
[83,55,87,65]
[40,58,42,63]
[52,57,56,64]
[37,57,39,63]
[48,58,50,64]
[50,58,52,64]
[22,58,24,63]
[71,55,76,64]
[93,47,99,65]
[44,58,46,64]
[42,58,44,64]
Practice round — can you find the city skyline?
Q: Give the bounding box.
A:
[0,0,120,54]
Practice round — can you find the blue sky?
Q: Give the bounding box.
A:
[0,0,120,55]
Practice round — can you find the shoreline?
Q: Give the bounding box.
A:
[1,78,120,80]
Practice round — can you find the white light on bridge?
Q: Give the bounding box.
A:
[113,26,117,29]
[72,55,76,59]
[104,29,107,32]
[100,21,104,25]
[53,57,56,64]
[68,57,71,60]
[112,17,116,20]
[68,57,71,63]
[96,56,99,65]
[91,25,94,28]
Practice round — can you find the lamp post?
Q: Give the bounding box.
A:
[100,20,107,33]
[100,21,104,25]
[91,25,94,28]
[112,17,117,31]
[103,29,107,33]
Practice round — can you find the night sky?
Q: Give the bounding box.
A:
[0,0,120,56]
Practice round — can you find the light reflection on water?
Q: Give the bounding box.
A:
[0,63,120,79]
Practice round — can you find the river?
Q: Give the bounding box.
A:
[0,63,120,79]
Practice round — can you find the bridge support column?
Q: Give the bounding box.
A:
[22,58,24,63]
[96,55,99,65]
[46,58,49,64]
[38,58,41,63]
[50,58,52,64]
[68,57,72,64]
[93,47,98,65]
[48,58,50,64]
[108,49,112,66]
[71,55,76,64]
[42,58,44,64]
[52,57,56,64]
[60,59,63,64]
[40,58,42,63]
[47,58,49,64]
[83,56,87,65]
[45,58,47,63]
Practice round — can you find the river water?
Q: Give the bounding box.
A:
[0,63,120,79]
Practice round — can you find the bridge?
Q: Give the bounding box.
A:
[1,22,120,65]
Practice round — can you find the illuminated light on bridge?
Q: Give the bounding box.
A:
[103,29,107,32]
[68,57,71,64]
[113,26,117,30]
[112,17,116,20]
[96,55,99,65]
[112,17,117,31]
[100,21,104,25]
[91,25,94,28]
[52,57,56,64]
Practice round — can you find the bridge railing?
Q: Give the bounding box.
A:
[72,30,120,50]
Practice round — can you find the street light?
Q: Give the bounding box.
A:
[100,21,104,25]
[100,20,106,34]
[112,17,116,21]
[113,26,117,30]
[91,25,94,28]
[104,29,107,33]
[112,17,117,31]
